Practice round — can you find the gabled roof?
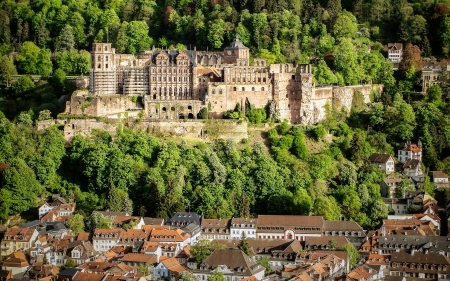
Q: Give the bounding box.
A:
[304,236,350,249]
[388,43,403,51]
[390,250,450,265]
[323,221,364,233]
[256,215,323,228]
[403,159,421,170]
[225,36,249,50]
[143,217,164,226]
[72,272,106,281]
[369,153,393,163]
[121,253,158,264]
[166,212,202,226]
[199,249,264,275]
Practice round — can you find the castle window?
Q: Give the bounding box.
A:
[212,90,215,95]
[242,87,245,91]
[252,87,255,91]
[286,94,288,98]
[262,87,265,91]
[98,64,101,69]
[219,89,223,94]
[105,46,108,51]
[162,107,167,112]
[263,78,266,82]
[233,87,237,91]
[106,64,108,69]
[171,107,175,111]
[106,56,108,61]
[188,106,192,110]
[98,55,101,61]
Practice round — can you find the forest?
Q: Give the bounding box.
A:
[1,0,450,230]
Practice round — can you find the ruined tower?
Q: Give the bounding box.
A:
[296,64,313,125]
[223,35,250,66]
[90,43,118,95]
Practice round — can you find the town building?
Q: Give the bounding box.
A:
[421,61,450,93]
[322,220,365,248]
[397,141,422,163]
[201,219,231,240]
[193,249,265,281]
[166,212,202,228]
[369,153,395,174]
[387,43,403,63]
[403,159,424,182]
[256,215,323,241]
[230,218,258,240]
[389,250,450,279]
[380,176,414,198]
[0,228,39,261]
[93,229,122,253]
[153,257,187,280]
[431,170,450,188]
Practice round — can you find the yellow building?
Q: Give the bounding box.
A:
[0,228,38,261]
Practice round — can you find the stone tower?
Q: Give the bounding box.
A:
[296,64,313,125]
[223,35,250,66]
[90,43,118,95]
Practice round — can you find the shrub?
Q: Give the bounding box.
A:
[313,124,327,140]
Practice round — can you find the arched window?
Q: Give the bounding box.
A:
[252,87,255,91]
[212,89,216,95]
[98,55,101,61]
[242,87,245,91]
[262,87,265,91]
[219,89,223,94]
[233,87,237,91]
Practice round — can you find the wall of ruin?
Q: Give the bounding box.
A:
[42,118,248,144]
[65,93,142,117]
[144,99,205,119]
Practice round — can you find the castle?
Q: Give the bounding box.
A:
[81,37,380,124]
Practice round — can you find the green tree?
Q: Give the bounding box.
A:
[334,38,360,85]
[64,258,77,269]
[0,55,17,87]
[51,68,66,91]
[38,110,52,121]
[16,41,40,74]
[85,212,114,232]
[126,21,153,54]
[342,244,358,268]
[332,12,357,41]
[0,189,12,223]
[57,25,75,51]
[191,240,226,264]
[179,271,199,281]
[67,214,85,235]
[137,263,149,275]
[313,60,337,85]
[12,76,34,98]
[256,256,271,275]
[313,196,340,220]
[328,239,338,250]
[238,233,251,256]
[105,186,134,214]
[207,19,226,49]
[208,269,226,281]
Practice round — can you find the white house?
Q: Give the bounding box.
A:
[403,159,424,182]
[431,171,450,188]
[230,218,257,239]
[383,198,409,215]
[398,141,422,163]
[256,215,323,241]
[201,219,231,240]
[387,43,403,63]
[92,229,121,253]
[369,153,395,174]
[153,257,186,280]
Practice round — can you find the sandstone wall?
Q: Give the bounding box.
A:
[65,93,142,117]
[48,118,248,144]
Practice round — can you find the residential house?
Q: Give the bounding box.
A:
[387,214,440,234]
[403,159,424,182]
[176,246,191,265]
[120,253,159,273]
[140,241,162,257]
[24,262,60,280]
[159,243,181,258]
[377,235,450,255]
[431,171,450,188]
[117,229,149,248]
[38,194,68,219]
[421,61,450,93]
[380,176,414,198]
[388,43,403,63]
[389,250,450,279]
[369,153,395,174]
[383,198,412,215]
[397,141,422,164]
[40,203,76,224]
[93,229,122,253]
[153,257,187,280]
[322,221,365,248]
[30,235,55,264]
[166,212,202,228]
[346,264,380,281]
[304,236,350,251]
[93,211,143,229]
[230,218,257,240]
[181,223,201,245]
[193,249,265,281]
[365,253,391,273]
[289,253,347,281]
[201,219,231,240]
[20,221,70,239]
[71,272,106,281]
[56,268,83,281]
[256,215,323,241]
[0,228,39,261]
[380,219,438,237]
[148,228,191,249]
[66,241,99,265]
[213,239,302,271]
[2,251,30,276]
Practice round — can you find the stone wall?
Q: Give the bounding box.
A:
[65,92,142,117]
[43,118,248,144]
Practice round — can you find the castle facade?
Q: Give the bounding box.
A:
[88,38,379,124]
